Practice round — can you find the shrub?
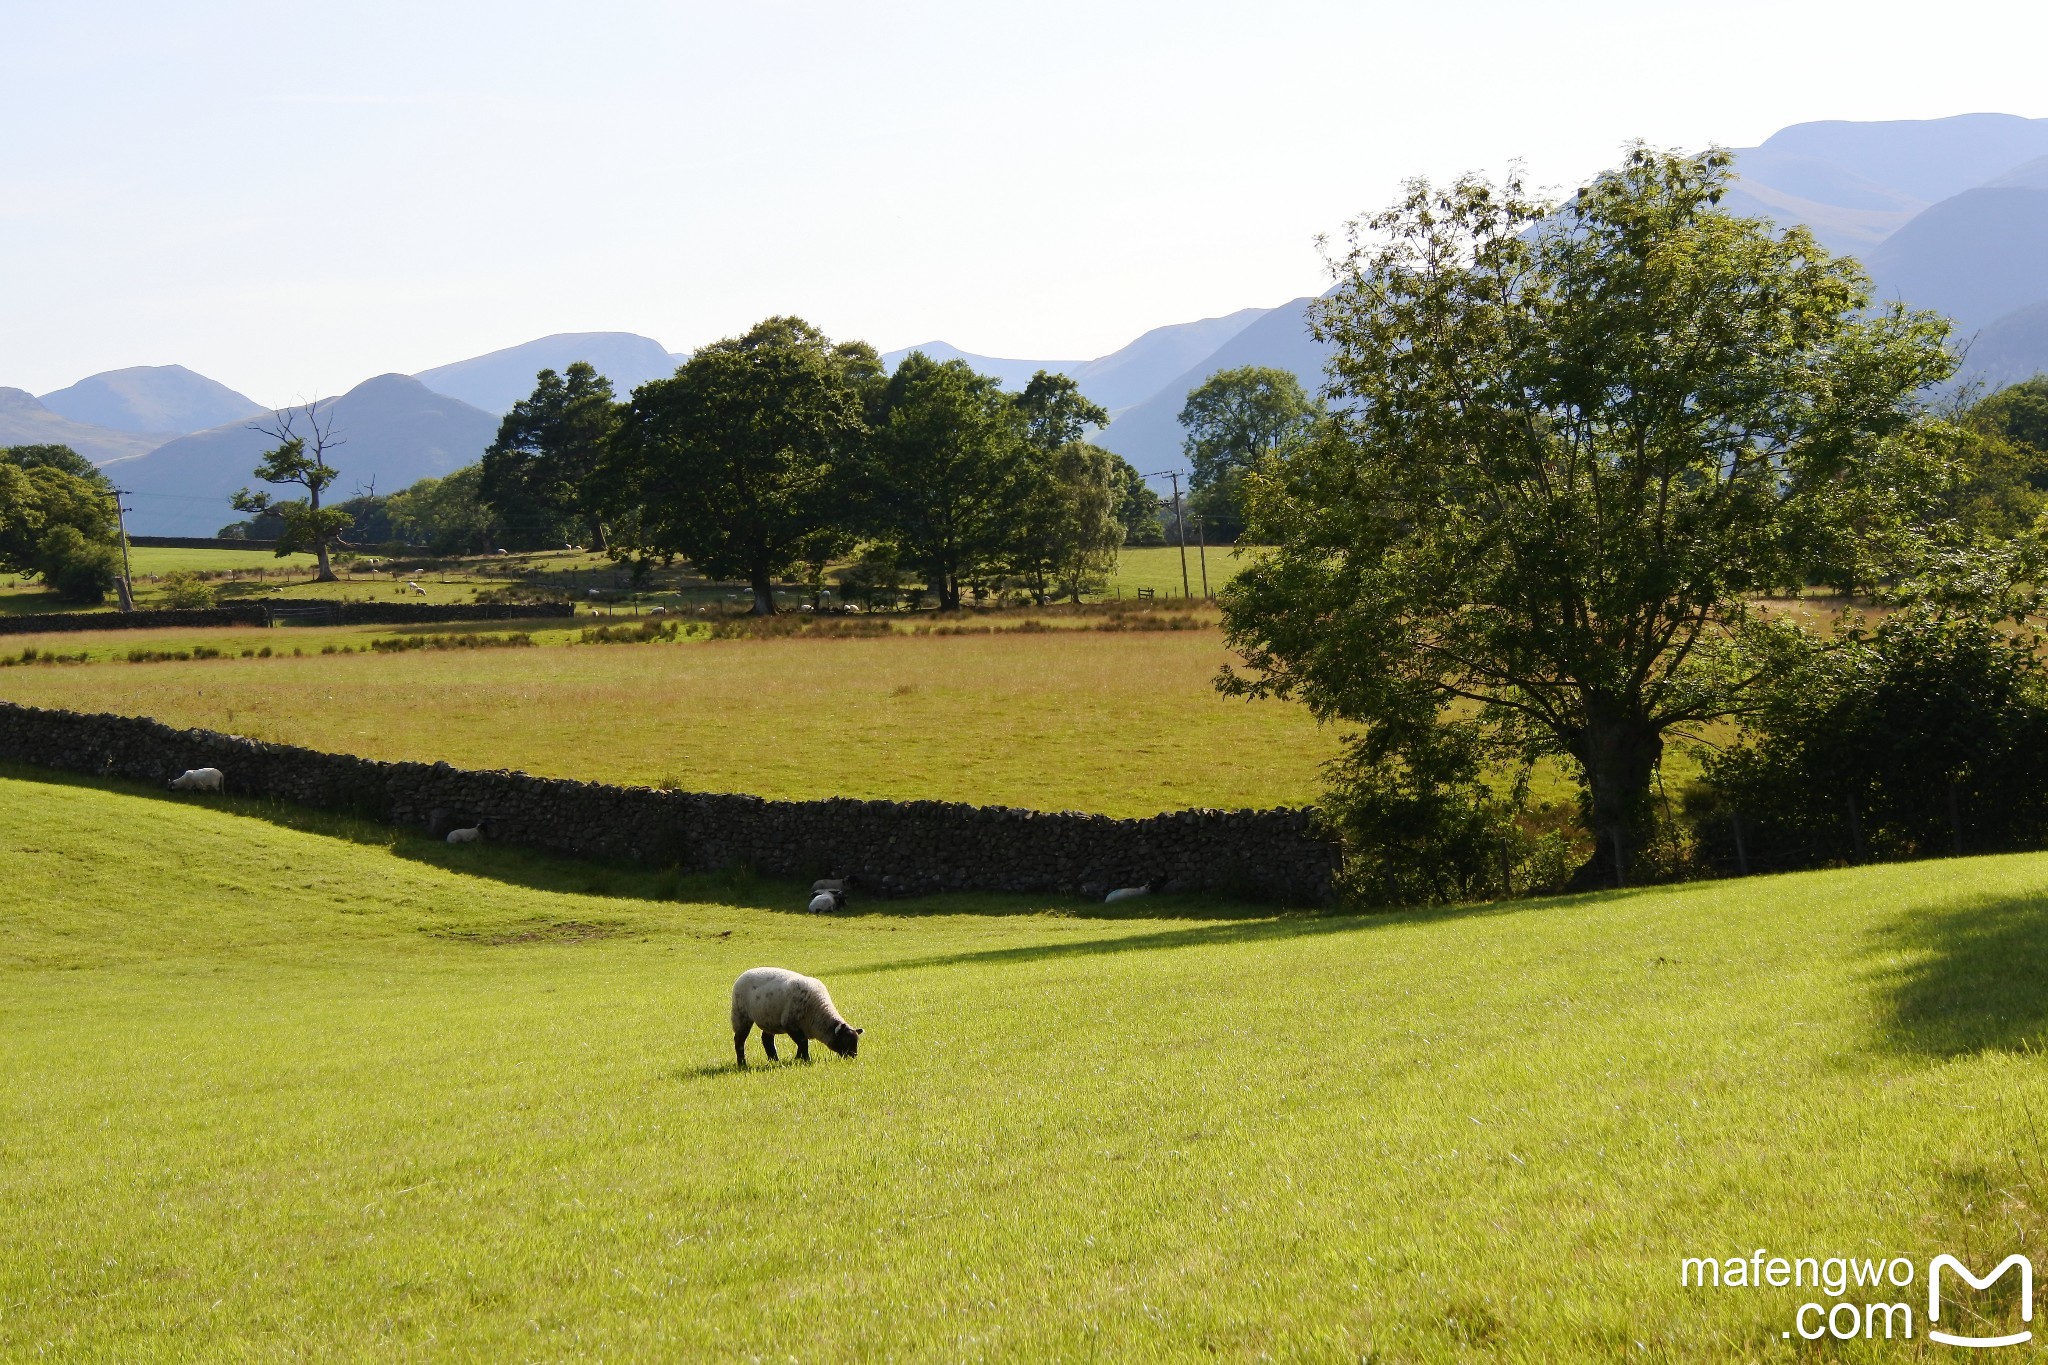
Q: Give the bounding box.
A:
[36,526,121,603]
[1691,608,2048,871]
[1323,719,1575,908]
[157,570,218,610]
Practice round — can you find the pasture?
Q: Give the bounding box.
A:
[5,768,2047,1360]
[0,623,1336,815]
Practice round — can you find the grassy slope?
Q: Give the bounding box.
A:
[0,628,1334,815]
[6,770,2048,1360]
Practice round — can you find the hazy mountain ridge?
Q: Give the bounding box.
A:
[0,388,172,466]
[38,364,264,436]
[114,374,499,537]
[413,332,680,415]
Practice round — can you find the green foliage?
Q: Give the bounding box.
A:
[1971,374,2048,453]
[156,570,219,610]
[833,543,906,610]
[864,351,1031,610]
[35,525,121,603]
[1222,146,1957,888]
[1007,441,1124,604]
[387,465,505,555]
[1323,718,1574,907]
[479,362,622,551]
[1109,453,1163,545]
[0,462,122,600]
[1694,607,2048,870]
[2,443,109,489]
[603,318,873,615]
[231,410,350,580]
[1177,366,1315,537]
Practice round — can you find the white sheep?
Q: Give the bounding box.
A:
[807,878,848,914]
[730,967,862,1066]
[1105,878,1164,904]
[167,767,223,793]
[405,581,427,595]
[446,826,483,844]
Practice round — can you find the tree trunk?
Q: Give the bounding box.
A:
[313,539,337,583]
[1567,705,1663,890]
[589,517,610,554]
[749,565,776,616]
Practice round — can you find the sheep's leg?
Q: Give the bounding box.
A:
[761,1032,781,1062]
[734,1026,751,1068]
[794,1035,812,1062]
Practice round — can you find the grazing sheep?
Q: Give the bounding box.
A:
[731,967,862,1066]
[446,826,483,844]
[167,767,223,793]
[405,581,427,595]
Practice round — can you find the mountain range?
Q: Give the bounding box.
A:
[13,112,2048,532]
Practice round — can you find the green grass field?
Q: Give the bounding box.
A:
[6,767,2047,1360]
[0,626,1334,814]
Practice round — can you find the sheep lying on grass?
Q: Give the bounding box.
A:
[731,967,862,1066]
[807,878,848,914]
[1105,877,1164,904]
[167,767,223,793]
[445,826,483,845]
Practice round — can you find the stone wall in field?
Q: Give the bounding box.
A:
[0,601,575,635]
[0,702,1338,904]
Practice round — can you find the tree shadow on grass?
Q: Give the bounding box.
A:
[1866,880,2048,1057]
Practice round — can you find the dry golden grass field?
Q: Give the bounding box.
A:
[0,625,1340,815]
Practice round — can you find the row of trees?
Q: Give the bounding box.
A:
[481,326,1162,612]
[0,444,123,602]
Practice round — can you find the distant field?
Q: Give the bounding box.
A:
[8,768,2048,1359]
[127,544,320,574]
[0,625,1337,815]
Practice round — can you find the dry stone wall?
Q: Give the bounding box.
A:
[0,702,1338,903]
[0,601,574,635]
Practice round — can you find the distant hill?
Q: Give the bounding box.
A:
[414,332,679,414]
[1092,298,1329,475]
[1963,300,2048,390]
[116,374,499,536]
[38,365,263,436]
[881,308,1272,418]
[0,388,170,465]
[878,342,1088,394]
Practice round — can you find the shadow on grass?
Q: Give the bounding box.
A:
[1867,879,2048,1058]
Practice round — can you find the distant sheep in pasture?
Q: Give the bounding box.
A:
[731,967,862,1066]
[808,879,848,914]
[1105,878,1165,904]
[446,826,483,844]
[167,767,223,793]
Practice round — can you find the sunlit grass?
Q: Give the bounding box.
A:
[6,769,2048,1360]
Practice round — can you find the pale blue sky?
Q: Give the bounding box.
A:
[3,0,2042,405]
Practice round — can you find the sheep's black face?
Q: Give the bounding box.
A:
[828,1022,862,1058]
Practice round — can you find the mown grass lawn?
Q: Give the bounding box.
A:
[5,768,2048,1360]
[0,626,1336,815]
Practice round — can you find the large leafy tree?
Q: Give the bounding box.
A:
[1220,147,1956,885]
[602,316,874,616]
[230,406,351,581]
[0,462,122,601]
[1005,373,1123,602]
[1179,365,1317,537]
[480,362,623,551]
[2,443,110,490]
[866,352,1031,610]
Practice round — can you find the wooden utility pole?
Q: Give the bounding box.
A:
[1148,469,1192,599]
[109,487,136,612]
[1193,514,1210,599]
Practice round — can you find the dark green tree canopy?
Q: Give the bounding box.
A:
[0,462,122,601]
[3,443,109,490]
[480,362,624,550]
[864,351,1031,611]
[602,316,870,615]
[1178,365,1316,536]
[1015,371,1107,452]
[1220,146,1956,885]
